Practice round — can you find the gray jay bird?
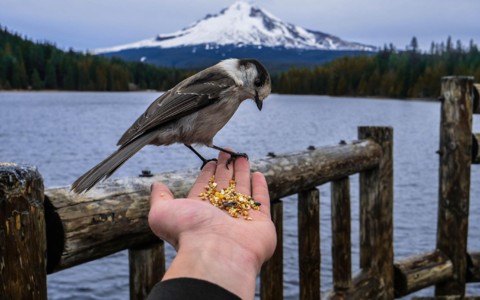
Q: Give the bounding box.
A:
[71,58,271,193]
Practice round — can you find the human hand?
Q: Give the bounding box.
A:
[148,150,277,299]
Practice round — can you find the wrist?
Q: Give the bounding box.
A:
[162,233,260,299]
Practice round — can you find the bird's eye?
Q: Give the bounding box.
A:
[254,78,262,87]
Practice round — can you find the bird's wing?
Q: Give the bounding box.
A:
[117,69,238,146]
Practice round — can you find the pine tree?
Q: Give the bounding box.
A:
[31,68,43,90]
[44,62,57,89]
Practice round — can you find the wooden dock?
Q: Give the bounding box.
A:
[1,76,480,299]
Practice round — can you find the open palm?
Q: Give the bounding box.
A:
[148,150,277,294]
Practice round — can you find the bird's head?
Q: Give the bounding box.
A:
[219,58,271,110]
[238,59,271,111]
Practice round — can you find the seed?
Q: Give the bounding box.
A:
[198,176,260,220]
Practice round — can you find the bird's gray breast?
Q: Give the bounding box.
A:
[176,96,242,145]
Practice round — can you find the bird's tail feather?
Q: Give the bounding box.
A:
[71,131,158,193]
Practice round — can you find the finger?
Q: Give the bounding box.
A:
[148,183,176,246]
[188,160,217,198]
[252,172,271,217]
[233,156,251,195]
[215,149,234,189]
[150,182,174,207]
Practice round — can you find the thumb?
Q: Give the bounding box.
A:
[150,182,174,207]
[149,182,176,243]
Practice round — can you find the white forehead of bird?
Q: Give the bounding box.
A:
[218,58,259,87]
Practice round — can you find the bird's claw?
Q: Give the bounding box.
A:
[200,158,218,170]
[225,152,249,169]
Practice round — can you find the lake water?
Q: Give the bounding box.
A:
[1,92,480,299]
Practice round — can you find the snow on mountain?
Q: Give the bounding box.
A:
[95,1,375,54]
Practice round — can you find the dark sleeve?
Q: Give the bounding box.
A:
[147,277,241,300]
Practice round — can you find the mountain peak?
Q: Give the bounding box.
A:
[225,1,255,12]
[95,2,375,54]
[205,1,260,20]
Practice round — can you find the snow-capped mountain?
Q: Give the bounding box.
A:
[95,1,376,71]
[95,1,375,53]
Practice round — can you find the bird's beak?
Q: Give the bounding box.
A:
[255,92,262,111]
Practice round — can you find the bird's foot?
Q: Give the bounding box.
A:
[200,158,218,170]
[209,145,249,169]
[184,144,218,170]
[225,152,249,169]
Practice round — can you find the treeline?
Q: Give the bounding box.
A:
[1,26,479,99]
[0,26,190,91]
[273,37,480,99]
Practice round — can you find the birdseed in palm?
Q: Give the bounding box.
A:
[199,176,261,220]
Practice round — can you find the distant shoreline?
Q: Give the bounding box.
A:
[0,89,438,102]
[0,89,162,93]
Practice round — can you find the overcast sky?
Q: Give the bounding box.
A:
[1,0,479,51]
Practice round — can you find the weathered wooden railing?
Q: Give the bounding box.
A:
[1,126,392,299]
[393,76,480,299]
[260,126,393,299]
[1,77,480,299]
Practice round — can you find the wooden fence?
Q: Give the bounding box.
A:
[1,76,479,299]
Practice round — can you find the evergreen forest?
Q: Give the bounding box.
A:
[1,27,479,99]
[0,27,189,91]
[274,38,480,98]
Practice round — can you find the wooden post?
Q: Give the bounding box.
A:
[0,163,47,299]
[327,269,385,299]
[261,199,283,300]
[467,251,480,282]
[435,76,474,296]
[394,250,453,297]
[470,133,480,164]
[331,177,352,292]
[472,83,479,114]
[129,241,166,300]
[358,127,394,299]
[298,189,320,300]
